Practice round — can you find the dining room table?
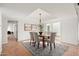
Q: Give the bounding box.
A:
[38,32,50,48]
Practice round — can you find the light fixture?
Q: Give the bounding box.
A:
[39,13,43,35]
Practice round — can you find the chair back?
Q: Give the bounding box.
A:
[33,32,39,42]
[50,32,56,43]
[30,32,34,40]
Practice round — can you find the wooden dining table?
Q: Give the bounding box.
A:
[39,34,50,48]
[39,35,45,48]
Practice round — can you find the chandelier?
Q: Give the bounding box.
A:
[39,13,43,35]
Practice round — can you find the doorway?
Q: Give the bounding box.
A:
[7,21,18,42]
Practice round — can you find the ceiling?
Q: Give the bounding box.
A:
[0,3,76,21]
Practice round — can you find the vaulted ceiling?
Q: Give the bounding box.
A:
[27,8,56,22]
[0,3,77,21]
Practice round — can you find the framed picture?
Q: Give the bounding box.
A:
[32,24,38,31]
[24,24,32,31]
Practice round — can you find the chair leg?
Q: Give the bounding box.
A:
[50,42,52,50]
[53,42,55,48]
[33,41,36,47]
[37,42,40,48]
[47,42,49,46]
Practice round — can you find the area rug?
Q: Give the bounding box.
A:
[21,41,68,56]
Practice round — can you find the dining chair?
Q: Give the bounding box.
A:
[50,32,56,50]
[33,32,40,48]
[43,32,50,46]
[30,32,35,46]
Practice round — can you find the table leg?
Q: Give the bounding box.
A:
[37,42,40,48]
[43,36,46,48]
[50,42,52,50]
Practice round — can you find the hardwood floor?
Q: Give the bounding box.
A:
[1,35,32,56]
[64,46,79,56]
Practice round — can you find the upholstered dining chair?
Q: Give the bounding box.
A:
[30,32,35,46]
[50,32,56,50]
[33,32,40,48]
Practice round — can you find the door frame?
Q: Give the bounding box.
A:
[7,20,18,41]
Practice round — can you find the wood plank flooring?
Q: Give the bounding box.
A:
[1,35,32,56]
[64,46,79,56]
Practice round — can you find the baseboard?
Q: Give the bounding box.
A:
[57,40,78,46]
[18,39,30,42]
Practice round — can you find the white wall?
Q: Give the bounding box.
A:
[75,5,79,42]
[0,9,2,54]
[78,23,79,41]
[18,20,30,41]
[61,17,78,45]
[2,15,8,44]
